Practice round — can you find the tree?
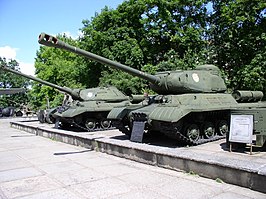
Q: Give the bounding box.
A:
[80,0,210,94]
[210,0,266,92]
[0,57,30,108]
[31,0,266,99]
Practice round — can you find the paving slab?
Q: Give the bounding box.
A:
[0,175,61,198]
[0,167,43,183]
[0,118,265,199]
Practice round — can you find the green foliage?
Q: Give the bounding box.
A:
[154,48,212,71]
[234,50,266,93]
[0,57,30,108]
[210,0,266,91]
[80,0,210,94]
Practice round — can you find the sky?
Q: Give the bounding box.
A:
[0,0,125,76]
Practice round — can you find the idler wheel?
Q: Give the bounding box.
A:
[185,124,200,142]
[85,119,96,130]
[216,120,228,136]
[100,120,111,129]
[202,122,216,138]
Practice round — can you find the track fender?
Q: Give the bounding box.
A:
[149,106,190,123]
[108,105,143,120]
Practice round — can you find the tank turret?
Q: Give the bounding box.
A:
[1,65,130,102]
[38,33,227,95]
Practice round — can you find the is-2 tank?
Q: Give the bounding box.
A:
[38,33,266,145]
[1,63,138,130]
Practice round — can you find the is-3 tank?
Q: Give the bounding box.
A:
[38,33,266,145]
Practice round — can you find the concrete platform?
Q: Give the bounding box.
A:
[10,119,266,193]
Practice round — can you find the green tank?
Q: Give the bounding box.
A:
[38,33,266,145]
[1,64,138,130]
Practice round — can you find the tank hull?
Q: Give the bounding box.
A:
[53,100,131,131]
[108,93,266,145]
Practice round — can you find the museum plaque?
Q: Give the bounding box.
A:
[229,114,253,144]
[130,121,145,143]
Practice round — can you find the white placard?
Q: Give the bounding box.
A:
[229,114,253,144]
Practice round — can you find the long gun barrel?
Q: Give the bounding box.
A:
[38,33,228,94]
[38,33,160,85]
[1,65,81,100]
[0,88,25,95]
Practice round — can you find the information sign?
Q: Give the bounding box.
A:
[229,114,253,144]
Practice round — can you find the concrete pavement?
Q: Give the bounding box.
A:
[0,118,265,199]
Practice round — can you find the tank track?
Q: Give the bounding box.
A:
[132,112,226,145]
[112,121,131,136]
[161,126,225,146]
[113,111,227,145]
[74,121,115,132]
[111,112,148,136]
[113,118,225,145]
[58,120,115,132]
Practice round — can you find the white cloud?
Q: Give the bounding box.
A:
[19,62,35,76]
[0,46,18,60]
[0,45,35,76]
[60,31,84,39]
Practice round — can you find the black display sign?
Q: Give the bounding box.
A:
[130,121,145,143]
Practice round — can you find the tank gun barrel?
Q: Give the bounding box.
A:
[1,64,81,100]
[38,33,160,85]
[0,88,25,95]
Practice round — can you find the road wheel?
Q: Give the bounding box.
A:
[216,120,228,136]
[185,124,200,142]
[85,119,96,131]
[202,122,216,138]
[100,119,111,129]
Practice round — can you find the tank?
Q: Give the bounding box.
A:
[38,33,266,145]
[1,64,138,130]
[0,88,26,117]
